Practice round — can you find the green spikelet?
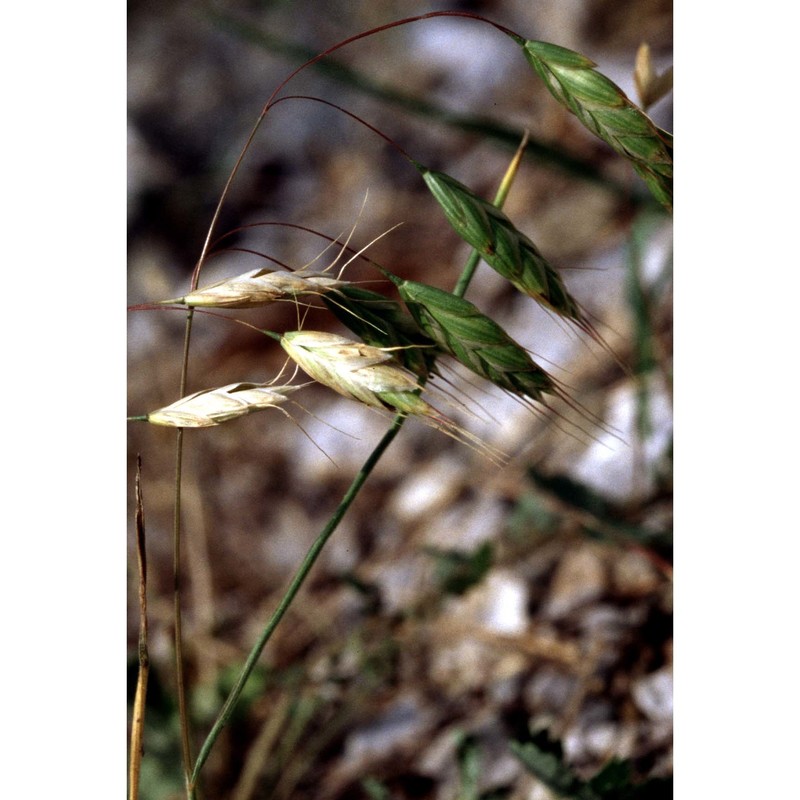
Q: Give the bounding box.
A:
[384,272,557,403]
[416,164,584,325]
[520,40,673,210]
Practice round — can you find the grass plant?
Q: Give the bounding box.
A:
[129,10,672,799]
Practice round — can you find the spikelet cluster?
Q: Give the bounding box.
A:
[147,382,308,427]
[521,40,673,210]
[162,267,348,309]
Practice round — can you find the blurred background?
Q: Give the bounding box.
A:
[128,1,672,798]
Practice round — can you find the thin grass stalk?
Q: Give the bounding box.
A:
[129,457,148,800]
[188,412,405,787]
[175,312,197,800]
[189,136,530,789]
[626,211,664,498]
[173,429,196,799]
[188,11,517,292]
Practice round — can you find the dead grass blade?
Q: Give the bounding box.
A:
[129,456,148,800]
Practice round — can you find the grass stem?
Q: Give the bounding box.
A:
[174,311,198,799]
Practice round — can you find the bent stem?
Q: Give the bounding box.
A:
[189,135,530,789]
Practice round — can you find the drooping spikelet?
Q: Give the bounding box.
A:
[161,267,348,309]
[279,330,504,461]
[415,165,626,365]
[520,40,673,210]
[416,165,584,324]
[146,382,309,427]
[279,331,424,410]
[387,274,558,402]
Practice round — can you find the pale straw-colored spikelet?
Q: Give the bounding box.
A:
[280,331,418,409]
[160,268,349,309]
[280,331,506,462]
[147,382,309,427]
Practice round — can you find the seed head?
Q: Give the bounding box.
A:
[162,268,349,309]
[521,40,672,210]
[146,382,308,427]
[280,331,423,410]
[280,330,507,463]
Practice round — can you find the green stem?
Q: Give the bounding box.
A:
[175,311,198,800]
[189,414,405,786]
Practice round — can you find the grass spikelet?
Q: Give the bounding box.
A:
[146,382,310,427]
[385,274,558,402]
[279,330,504,462]
[415,165,626,366]
[520,40,673,210]
[160,267,349,309]
[416,165,583,320]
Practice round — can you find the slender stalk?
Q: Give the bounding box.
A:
[189,135,530,788]
[189,413,405,786]
[174,312,197,799]
[207,10,624,193]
